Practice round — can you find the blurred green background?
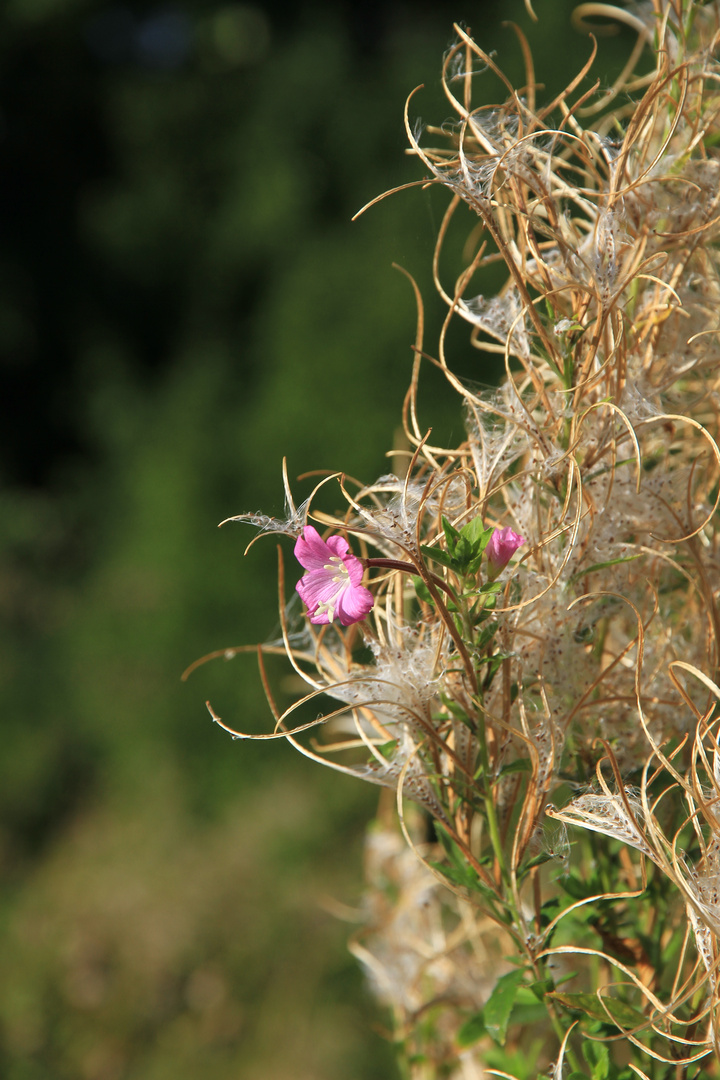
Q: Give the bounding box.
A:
[0,2,637,1077]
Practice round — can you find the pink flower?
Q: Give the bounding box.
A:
[294,525,374,626]
[486,526,524,579]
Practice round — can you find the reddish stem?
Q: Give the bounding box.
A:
[362,557,457,603]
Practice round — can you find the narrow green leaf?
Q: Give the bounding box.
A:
[439,695,469,720]
[413,576,434,605]
[480,653,507,690]
[560,873,602,900]
[497,757,532,778]
[568,554,642,584]
[435,825,468,871]
[540,897,562,919]
[479,580,503,595]
[460,515,492,548]
[478,650,511,671]
[484,969,526,1045]
[456,1011,486,1048]
[514,986,548,1007]
[429,859,502,907]
[428,859,478,890]
[528,977,554,1002]
[420,544,457,571]
[475,599,497,620]
[551,992,648,1030]
[476,620,499,648]
[442,516,460,552]
[583,1039,610,1079]
[519,851,554,876]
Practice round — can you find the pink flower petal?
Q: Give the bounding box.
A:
[324,534,351,559]
[296,568,342,609]
[334,581,374,625]
[294,524,334,570]
[294,526,374,626]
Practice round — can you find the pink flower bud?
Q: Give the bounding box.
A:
[485,527,524,580]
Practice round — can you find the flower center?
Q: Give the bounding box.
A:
[314,557,350,622]
[324,556,350,582]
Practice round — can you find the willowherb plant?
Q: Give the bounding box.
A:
[189,2,720,1076]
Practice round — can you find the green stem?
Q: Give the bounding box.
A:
[475,710,510,888]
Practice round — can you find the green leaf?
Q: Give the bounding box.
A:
[475,599,497,620]
[435,826,475,878]
[484,969,526,1045]
[460,515,492,548]
[528,977,554,1002]
[442,516,460,552]
[420,544,457,571]
[497,758,532,778]
[583,1039,610,1079]
[479,580,503,595]
[551,992,648,1031]
[428,859,478,890]
[456,534,473,565]
[560,873,602,900]
[429,859,502,907]
[567,554,642,584]
[440,516,495,575]
[463,518,494,573]
[439,695,469,721]
[478,650,511,671]
[413,576,434,605]
[476,619,499,648]
[513,986,547,1008]
[480,652,508,690]
[456,1011,487,1048]
[519,851,554,875]
[540,896,561,920]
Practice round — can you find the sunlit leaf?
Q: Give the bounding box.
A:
[484,969,526,1045]
[551,992,648,1030]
